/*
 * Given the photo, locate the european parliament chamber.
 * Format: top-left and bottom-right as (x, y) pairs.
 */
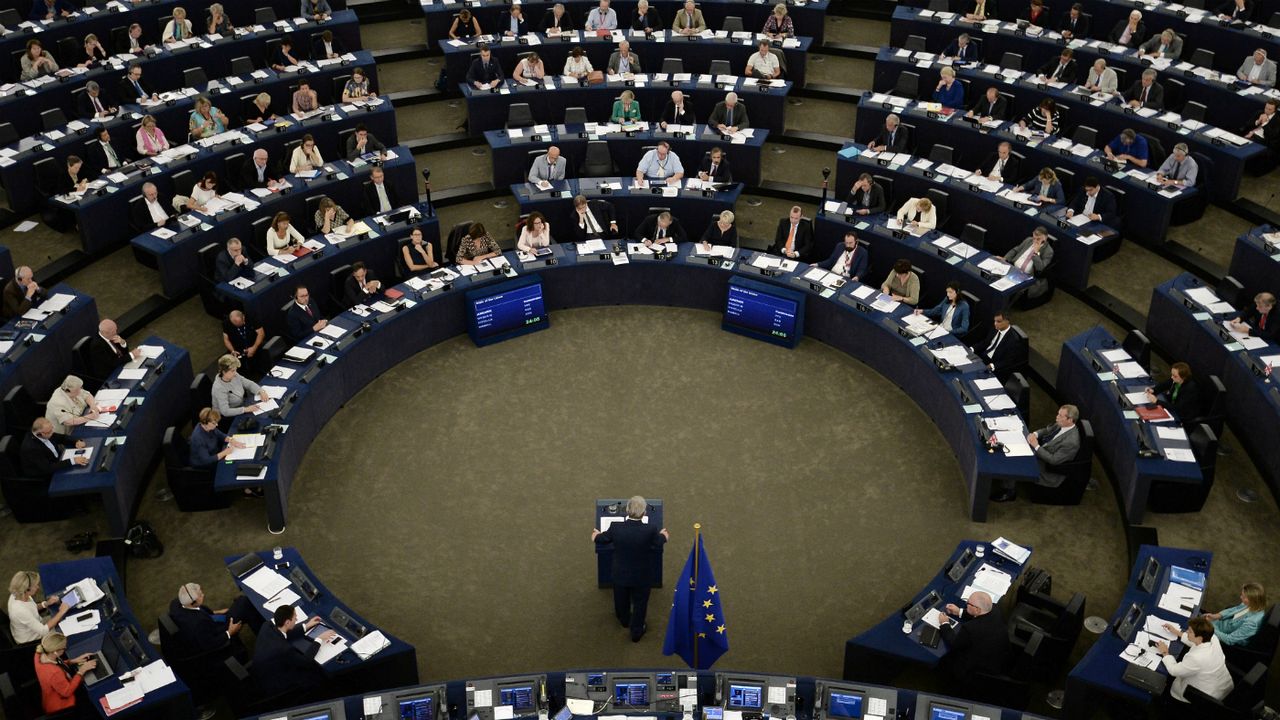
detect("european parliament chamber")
(0, 0), (1278, 718)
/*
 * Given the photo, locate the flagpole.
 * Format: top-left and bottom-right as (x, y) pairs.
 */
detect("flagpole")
(692, 522), (701, 670)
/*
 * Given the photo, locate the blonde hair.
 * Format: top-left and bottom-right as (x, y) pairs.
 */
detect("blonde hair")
(1243, 582), (1267, 611)
(620, 90), (635, 102)
(773, 2), (787, 15)
(1038, 167), (1058, 183)
(38, 632), (67, 658)
(719, 210), (735, 223)
(217, 354), (241, 373)
(917, 198), (933, 211)
(198, 407), (222, 425)
(173, 7), (187, 20)
(9, 570), (38, 597)
(940, 66), (956, 79)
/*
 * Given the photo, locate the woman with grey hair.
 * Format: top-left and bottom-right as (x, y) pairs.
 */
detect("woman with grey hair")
(8, 571), (70, 643)
(211, 354), (269, 418)
(45, 375), (99, 434)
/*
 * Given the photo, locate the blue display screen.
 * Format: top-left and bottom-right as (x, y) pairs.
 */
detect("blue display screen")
(501, 686), (535, 710)
(728, 685), (763, 710)
(614, 683), (649, 706)
(726, 285), (797, 339)
(588, 674), (606, 686)
(656, 673), (674, 685)
(470, 282), (546, 342)
(929, 705), (967, 720)
(828, 692), (863, 718)
(400, 697), (433, 720)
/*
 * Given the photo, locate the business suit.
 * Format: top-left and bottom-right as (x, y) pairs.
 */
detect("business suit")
(239, 159), (280, 191)
(85, 139), (131, 178)
(343, 271), (380, 308)
(130, 195), (173, 232)
(700, 222), (738, 248)
(286, 302), (323, 343)
(1162, 634), (1235, 703)
(818, 243), (869, 281)
(1139, 34), (1183, 59)
(541, 8), (574, 32)
(499, 11), (529, 35)
(1031, 422), (1080, 486)
(1152, 378), (1201, 422)
(1241, 306), (1278, 342)
(215, 250), (253, 283)
(768, 217), (814, 259)
(166, 597), (256, 658)
(1084, 66), (1118, 94)
(594, 518), (666, 640)
(697, 155), (733, 183)
(1057, 11), (1090, 38)
(1237, 58), (1277, 87)
(630, 8), (663, 31)
(871, 126), (907, 152)
(363, 179), (404, 216)
(1107, 19), (1147, 48)
(117, 75), (155, 102)
(845, 182), (886, 215)
(922, 299), (971, 335)
(969, 94), (1008, 120)
(672, 7), (706, 33)
(660, 100), (696, 126)
(2, 280), (42, 321)
(634, 215), (687, 243)
(1214, 0), (1254, 21)
(1068, 187), (1118, 225)
(1036, 57), (1078, 83)
(19, 431), (74, 479)
(708, 101), (749, 130)
(84, 335), (132, 381)
(977, 326), (1027, 381)
(251, 624), (325, 693)
(528, 154), (567, 183)
(607, 51), (642, 75)
(572, 200), (617, 241)
(466, 56), (504, 87)
(76, 90), (114, 120)
(939, 609), (1011, 679)
(942, 41), (979, 62)
(978, 152), (1020, 181)
(1004, 236), (1054, 275)
(344, 133), (386, 160)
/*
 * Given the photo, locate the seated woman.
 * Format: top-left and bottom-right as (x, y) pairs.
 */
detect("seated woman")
(135, 115), (170, 156)
(211, 354), (269, 420)
(449, 9), (482, 40)
(402, 227), (439, 272)
(314, 196), (354, 235)
(270, 35), (301, 72)
(289, 134), (323, 174)
(341, 67), (376, 102)
(763, 3), (794, 38)
(245, 92), (277, 124)
(19, 40), (60, 82)
(895, 196), (936, 230)
(292, 79), (319, 114)
(1020, 167), (1066, 205)
(1144, 361), (1201, 421)
(1205, 582), (1268, 646)
(1152, 615), (1234, 704)
(517, 211), (553, 253)
(563, 46), (593, 79)
(1019, 98), (1061, 136)
(186, 172), (220, 213)
(189, 407), (254, 495)
(611, 90), (642, 123)
(932, 66), (965, 109)
(963, 0), (997, 22)
(79, 34), (108, 68)
(915, 281), (971, 335)
(8, 571), (71, 644)
(265, 211), (305, 256)
(208, 3), (234, 34)
(303, 0), (333, 20)
(700, 210), (739, 248)
(344, 261), (382, 307)
(162, 7), (193, 43)
(34, 633), (96, 715)
(189, 95), (229, 139)
(514, 52), (546, 84)
(456, 222), (502, 265)
(45, 375), (98, 434)
(57, 155), (89, 195)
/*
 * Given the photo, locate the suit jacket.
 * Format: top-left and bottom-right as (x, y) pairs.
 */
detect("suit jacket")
(1153, 378), (1202, 422)
(117, 75), (155, 102)
(571, 200), (617, 241)
(969, 94), (1008, 120)
(979, 152), (1020, 181)
(85, 334), (131, 381)
(672, 8), (706, 32)
(708, 101), (749, 130)
(846, 182), (886, 214)
(285, 303), (322, 343)
(167, 599), (230, 657)
(697, 155), (733, 183)
(1162, 635), (1235, 703)
(1242, 306), (1278, 342)
(818, 244), (869, 280)
(1108, 19), (1147, 48)
(251, 624), (324, 693)
(634, 215), (687, 243)
(343, 271), (379, 308)
(130, 195), (173, 232)
(1237, 58), (1278, 87)
(1036, 57), (1078, 82)
(1057, 11), (1090, 37)
(239, 159), (280, 190)
(76, 90), (114, 120)
(922, 298), (971, 335)
(19, 431), (72, 478)
(2, 280), (42, 320)
(593, 518), (665, 587)
(466, 56), (504, 86)
(660, 101), (697, 126)
(943, 41), (980, 62)
(1085, 66), (1118, 94)
(607, 51), (641, 74)
(630, 8), (664, 31)
(872, 126), (907, 152)
(1139, 34), (1183, 59)
(363, 179), (405, 217)
(541, 8), (574, 31)
(500, 11), (529, 34)
(939, 609), (1011, 679)
(1032, 423), (1081, 486)
(1067, 187), (1118, 225)
(977, 327), (1027, 381)
(345, 133), (386, 160)
(85, 139), (132, 178)
(768, 217), (814, 259)
(1214, 0), (1254, 21)
(1004, 236), (1054, 275)
(215, 251), (253, 283)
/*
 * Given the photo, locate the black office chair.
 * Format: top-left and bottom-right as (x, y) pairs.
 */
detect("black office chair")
(223, 151), (247, 192)
(325, 264), (351, 311)
(1026, 419), (1093, 505)
(1121, 329), (1151, 367)
(564, 106), (588, 125)
(69, 338), (106, 393)
(873, 174), (894, 206)
(708, 59), (732, 78)
(0, 123), (15, 148)
(898, 123), (917, 152)
(156, 612), (239, 707)
(1070, 125), (1096, 147)
(331, 74), (351, 103)
(163, 427), (232, 512)
(661, 57), (684, 75)
(2, 385), (40, 437)
(303, 195), (326, 236)
(1182, 101), (1208, 123)
(1140, 133), (1166, 168)
(1164, 77), (1186, 113)
(1188, 48), (1215, 70)
(893, 71), (920, 99)
(445, 221), (474, 265)
(1004, 372), (1030, 422)
(189, 373), (213, 428)
(506, 103), (534, 129)
(580, 140), (614, 176)
(254, 7), (277, 24)
(230, 56), (256, 76)
(221, 656), (313, 717)
(1053, 166), (1076, 197)
(1008, 590), (1085, 680)
(262, 37), (282, 68)
(1214, 275), (1244, 310)
(196, 242), (226, 316)
(927, 144), (954, 165)
(0, 435), (79, 524)
(1000, 52), (1023, 70)
(926, 188), (950, 229)
(928, 0), (951, 10)
(259, 336), (286, 371)
(40, 108), (67, 133)
(183, 67), (208, 87)
(55, 37), (79, 66)
(904, 35), (927, 52)
(1179, 662), (1266, 720)
(0, 9), (21, 28)
(960, 223), (986, 250)
(1173, 151), (1213, 225)
(721, 15), (744, 33)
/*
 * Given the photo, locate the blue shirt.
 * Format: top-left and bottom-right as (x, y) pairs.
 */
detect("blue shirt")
(933, 80), (965, 109)
(189, 425), (227, 468)
(636, 149), (683, 179)
(1106, 134), (1149, 162)
(1211, 603), (1264, 646)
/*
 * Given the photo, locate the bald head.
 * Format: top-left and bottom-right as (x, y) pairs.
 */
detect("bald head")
(98, 319), (118, 337)
(15, 266), (33, 283)
(968, 591), (993, 615)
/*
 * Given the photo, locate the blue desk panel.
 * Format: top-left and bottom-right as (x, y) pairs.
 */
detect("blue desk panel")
(513, 177), (742, 240)
(1227, 227), (1280, 305)
(0, 286), (99, 431)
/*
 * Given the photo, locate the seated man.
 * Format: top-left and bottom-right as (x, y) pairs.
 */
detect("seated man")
(222, 310), (265, 376)
(45, 375), (98, 434)
(528, 146), (567, 183)
(1065, 176), (1118, 225)
(880, 258), (920, 306)
(118, 63), (157, 103)
(1002, 226), (1054, 276)
(708, 92), (749, 134)
(1036, 48), (1078, 83)
(977, 141), (1019, 182)
(975, 311), (1027, 381)
(1122, 69), (1164, 110)
(660, 90), (696, 128)
(21, 418), (89, 479)
(1237, 49), (1276, 88)
(818, 231), (868, 282)
(585, 0), (618, 31)
(1229, 292), (1278, 342)
(936, 591), (1010, 680)
(285, 285), (327, 343)
(2, 266), (45, 321)
(1082, 59), (1119, 95)
(215, 238), (253, 284)
(86, 126), (131, 178)
(1215, 0), (1254, 22)
(745, 41), (781, 80)
(167, 582), (258, 659)
(1028, 404), (1081, 487)
(767, 205), (813, 260)
(344, 124), (386, 160)
(1155, 143), (1198, 188)
(1108, 10), (1147, 49)
(967, 86), (1007, 121)
(635, 142), (684, 185)
(942, 33), (979, 62)
(466, 44), (504, 91)
(868, 113), (907, 153)
(239, 149), (280, 191)
(251, 605), (333, 694)
(634, 211), (687, 245)
(697, 147), (733, 184)
(1139, 28), (1182, 60)
(1243, 99), (1278, 150)
(1104, 128), (1149, 168)
(130, 182), (174, 231)
(343, 261), (382, 307)
(571, 194), (618, 241)
(76, 81), (116, 120)
(1058, 3), (1089, 39)
(363, 166), (405, 216)
(608, 40), (641, 75)
(672, 0), (706, 34)
(85, 319), (143, 382)
(845, 173), (886, 215)
(1145, 361), (1201, 421)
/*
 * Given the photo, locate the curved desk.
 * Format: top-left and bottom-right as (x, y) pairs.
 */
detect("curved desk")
(0, 50), (376, 217)
(0, 10), (363, 139)
(487, 123), (766, 187)
(1227, 226), (1280, 304)
(49, 337), (194, 536)
(131, 146), (415, 299)
(0, 286), (99, 432)
(513, 177), (743, 240)
(1056, 327), (1201, 525)
(1063, 544), (1212, 720)
(461, 74), (791, 136)
(872, 49), (1260, 204)
(214, 202), (439, 340)
(213, 242), (1038, 532)
(421, 0), (831, 47)
(441, 31), (811, 89)
(38, 556), (195, 720)
(1146, 274), (1280, 508)
(53, 100), (396, 257)
(224, 547), (418, 694)
(831, 141), (1115, 294)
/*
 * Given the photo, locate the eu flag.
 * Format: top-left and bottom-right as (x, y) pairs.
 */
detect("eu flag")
(663, 532), (728, 669)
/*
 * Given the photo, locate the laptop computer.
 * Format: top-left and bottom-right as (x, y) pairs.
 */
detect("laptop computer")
(67, 633), (122, 688)
(228, 553), (265, 579)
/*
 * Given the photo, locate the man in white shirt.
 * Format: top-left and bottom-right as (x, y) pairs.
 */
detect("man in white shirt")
(131, 182), (172, 230)
(573, 194), (618, 240)
(745, 41), (781, 79)
(1237, 49), (1277, 87)
(585, 0), (617, 31)
(1155, 616), (1235, 703)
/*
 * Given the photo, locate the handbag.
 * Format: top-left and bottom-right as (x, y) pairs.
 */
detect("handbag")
(587, 70), (605, 85)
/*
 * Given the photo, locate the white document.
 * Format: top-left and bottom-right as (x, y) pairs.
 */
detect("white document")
(983, 394), (1016, 411)
(974, 377), (1003, 391)
(1144, 616), (1179, 641)
(1156, 426), (1188, 442)
(135, 660), (178, 693)
(58, 609), (100, 635)
(474, 689), (494, 708)
(577, 239), (607, 254)
(243, 567), (291, 599)
(1115, 361), (1148, 379)
(263, 588), (301, 613)
(352, 630), (391, 659)
(767, 687), (787, 705)
(314, 636), (348, 665)
(104, 683), (144, 710)
(364, 697), (385, 716)
(494, 707), (515, 720)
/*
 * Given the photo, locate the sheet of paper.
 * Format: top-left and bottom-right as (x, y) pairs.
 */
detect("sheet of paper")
(474, 689), (494, 708)
(105, 683), (144, 710)
(494, 707), (515, 720)
(314, 636), (347, 664)
(364, 697), (384, 716)
(243, 567), (291, 599)
(135, 660), (178, 693)
(767, 687), (787, 705)
(263, 588), (300, 613)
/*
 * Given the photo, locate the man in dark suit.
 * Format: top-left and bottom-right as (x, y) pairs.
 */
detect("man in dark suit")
(76, 81), (116, 120)
(167, 582), (258, 659)
(1145, 362), (1202, 423)
(1230, 292), (1278, 343)
(659, 90), (696, 129)
(768, 205), (814, 260)
(363, 166), (404, 216)
(634, 211), (687, 244)
(697, 147), (732, 183)
(20, 418), (88, 479)
(592, 496), (668, 642)
(845, 173), (886, 215)
(1057, 3), (1090, 40)
(285, 285), (328, 343)
(942, 33), (980, 62)
(85, 318), (142, 382)
(1065, 177), (1118, 226)
(2, 266), (44, 321)
(85, 127), (131, 178)
(251, 605), (333, 693)
(868, 114), (907, 153)
(707, 92), (749, 133)
(966, 87), (1008, 121)
(1036, 48), (1078, 83)
(818, 231), (869, 282)
(344, 125), (386, 161)
(571, 194), (618, 241)
(974, 311), (1027, 382)
(118, 63), (157, 103)
(541, 4), (574, 32)
(466, 44), (504, 90)
(130, 182), (174, 232)
(1122, 69), (1164, 110)
(1107, 11), (1147, 49)
(977, 141), (1020, 182)
(215, 238), (253, 283)
(240, 149), (280, 191)
(117, 23), (148, 54)
(937, 591), (1011, 680)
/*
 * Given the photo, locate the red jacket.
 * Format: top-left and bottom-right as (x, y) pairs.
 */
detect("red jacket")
(34, 654), (82, 713)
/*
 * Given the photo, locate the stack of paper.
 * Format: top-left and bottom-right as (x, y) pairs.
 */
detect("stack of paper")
(962, 564), (1013, 602)
(991, 537), (1030, 564)
(243, 567), (290, 599)
(352, 629), (391, 659)
(576, 239), (607, 254)
(1158, 582), (1201, 617)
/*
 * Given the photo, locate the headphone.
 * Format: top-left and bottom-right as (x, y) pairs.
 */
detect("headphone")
(178, 582), (200, 606)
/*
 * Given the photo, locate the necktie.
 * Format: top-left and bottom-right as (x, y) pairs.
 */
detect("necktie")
(1261, 313), (1267, 330)
(987, 330), (1002, 353)
(305, 305), (313, 317)
(92, 95), (104, 114)
(584, 211), (600, 234)
(887, 131), (895, 147)
(376, 183), (390, 212)
(785, 224), (796, 253)
(657, 226), (664, 239)
(709, 162), (717, 177)
(133, 79), (144, 96)
(1173, 160), (1182, 180)
(1141, 86), (1148, 105)
(1055, 63), (1064, 79)
(725, 108), (732, 126)
(843, 250), (853, 273)
(1172, 384), (1180, 402)
(104, 142), (118, 166)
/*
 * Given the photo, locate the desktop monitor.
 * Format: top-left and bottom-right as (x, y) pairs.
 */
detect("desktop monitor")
(722, 277), (805, 348)
(399, 696), (434, 720)
(726, 683), (764, 711)
(498, 683), (537, 712)
(287, 701), (346, 720)
(1137, 556), (1161, 593)
(465, 277), (549, 347)
(826, 691), (864, 719)
(927, 703), (968, 720)
(609, 676), (653, 709)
